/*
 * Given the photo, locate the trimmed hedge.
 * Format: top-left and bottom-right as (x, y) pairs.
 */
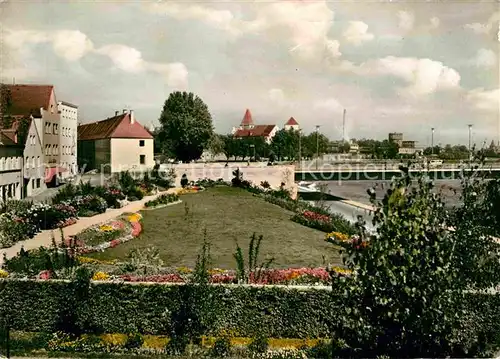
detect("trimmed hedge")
(1, 280), (499, 346)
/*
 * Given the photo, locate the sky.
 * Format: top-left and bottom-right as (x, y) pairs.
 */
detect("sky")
(1, 0), (499, 147)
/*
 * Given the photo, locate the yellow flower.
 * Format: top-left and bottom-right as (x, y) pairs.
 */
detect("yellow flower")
(127, 212), (142, 223)
(77, 256), (116, 265)
(92, 271), (110, 281)
(325, 232), (350, 242)
(99, 225), (114, 232)
(101, 334), (127, 346)
(331, 266), (353, 276)
(0, 269), (8, 278)
(177, 266), (193, 274)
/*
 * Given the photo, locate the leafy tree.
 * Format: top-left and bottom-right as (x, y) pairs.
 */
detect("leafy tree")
(207, 133), (225, 157)
(329, 164), (500, 357)
(158, 91), (214, 162)
(339, 141), (351, 154)
(301, 132), (330, 158)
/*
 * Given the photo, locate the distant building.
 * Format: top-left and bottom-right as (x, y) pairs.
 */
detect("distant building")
(232, 109), (279, 144)
(402, 140), (416, 148)
(0, 132), (23, 201)
(57, 101), (78, 177)
(284, 117), (300, 131)
(77, 109), (154, 173)
(388, 132), (403, 146)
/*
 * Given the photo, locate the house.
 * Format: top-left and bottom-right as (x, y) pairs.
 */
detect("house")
(0, 130), (24, 201)
(284, 117), (300, 131)
(58, 101), (78, 177)
(231, 109), (279, 144)
(77, 109), (154, 173)
(1, 84), (62, 192)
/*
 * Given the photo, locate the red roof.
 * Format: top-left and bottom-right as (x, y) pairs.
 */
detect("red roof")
(78, 113), (154, 141)
(3, 84), (54, 117)
(285, 117), (299, 126)
(241, 109), (254, 126)
(234, 125), (276, 138)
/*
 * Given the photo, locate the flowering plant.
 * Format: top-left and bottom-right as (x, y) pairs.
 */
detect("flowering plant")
(92, 271), (110, 281)
(0, 269), (8, 278)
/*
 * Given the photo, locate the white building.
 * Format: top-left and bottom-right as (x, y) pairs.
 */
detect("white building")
(0, 134), (24, 201)
(23, 119), (46, 196)
(284, 117), (300, 131)
(57, 101), (78, 177)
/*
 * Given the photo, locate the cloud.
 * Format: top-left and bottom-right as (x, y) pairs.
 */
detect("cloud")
(268, 88), (285, 106)
(147, 1), (340, 63)
(397, 10), (415, 31)
(313, 98), (344, 112)
(346, 56), (461, 96)
(465, 11), (500, 35)
(342, 21), (374, 45)
(3, 26), (188, 88)
(95, 44), (145, 72)
(466, 88), (500, 111)
(474, 48), (497, 68)
(52, 30), (94, 61)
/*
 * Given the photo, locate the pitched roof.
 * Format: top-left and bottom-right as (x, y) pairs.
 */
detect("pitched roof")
(0, 130), (17, 145)
(234, 125), (276, 138)
(78, 113), (154, 141)
(3, 84), (54, 117)
(241, 109), (254, 126)
(285, 117), (298, 126)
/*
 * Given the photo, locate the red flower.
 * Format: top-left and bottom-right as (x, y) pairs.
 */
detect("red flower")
(109, 239), (120, 248)
(39, 270), (51, 280)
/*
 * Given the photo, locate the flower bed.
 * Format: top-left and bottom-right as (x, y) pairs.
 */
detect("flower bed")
(68, 212), (143, 254)
(325, 231), (369, 250)
(291, 210), (355, 234)
(144, 193), (180, 209)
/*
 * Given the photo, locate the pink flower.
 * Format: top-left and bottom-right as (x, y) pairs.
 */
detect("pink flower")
(38, 270), (51, 280)
(109, 239), (120, 248)
(131, 222), (142, 237)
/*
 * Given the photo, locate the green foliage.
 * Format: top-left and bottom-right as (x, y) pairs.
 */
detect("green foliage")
(118, 171), (137, 194)
(181, 173), (189, 188)
(158, 91), (214, 162)
(209, 336), (232, 358)
(193, 229), (212, 285)
(234, 233), (274, 284)
(248, 332), (269, 354)
(220, 134), (269, 161)
(231, 168), (251, 189)
(127, 247), (164, 276)
(124, 333), (144, 350)
(144, 193), (179, 208)
(328, 165), (500, 357)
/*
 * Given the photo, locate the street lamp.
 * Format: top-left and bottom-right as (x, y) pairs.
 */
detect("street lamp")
(298, 129), (302, 168)
(431, 127), (435, 156)
(315, 125), (320, 170)
(468, 124), (473, 159)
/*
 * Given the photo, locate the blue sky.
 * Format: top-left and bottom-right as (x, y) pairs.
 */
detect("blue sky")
(1, 0), (498, 146)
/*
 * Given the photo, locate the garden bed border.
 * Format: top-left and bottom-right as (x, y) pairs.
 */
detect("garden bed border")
(142, 199), (183, 211)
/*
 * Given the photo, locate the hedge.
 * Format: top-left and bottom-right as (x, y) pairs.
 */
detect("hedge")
(0, 280), (498, 344)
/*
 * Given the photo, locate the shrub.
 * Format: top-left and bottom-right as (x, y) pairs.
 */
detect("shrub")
(126, 187), (144, 201)
(144, 193), (179, 208)
(72, 195), (107, 216)
(118, 171), (138, 194)
(234, 233), (274, 284)
(248, 333), (269, 354)
(124, 333), (144, 350)
(209, 336), (232, 358)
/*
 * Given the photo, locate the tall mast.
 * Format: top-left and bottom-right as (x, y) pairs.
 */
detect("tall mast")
(342, 108), (346, 142)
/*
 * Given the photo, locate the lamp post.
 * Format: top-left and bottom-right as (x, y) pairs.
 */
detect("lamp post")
(298, 129), (302, 168)
(468, 124), (473, 160)
(431, 127), (435, 156)
(315, 125), (320, 170)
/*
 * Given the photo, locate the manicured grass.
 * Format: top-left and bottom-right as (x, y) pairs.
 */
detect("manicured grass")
(90, 186), (341, 268)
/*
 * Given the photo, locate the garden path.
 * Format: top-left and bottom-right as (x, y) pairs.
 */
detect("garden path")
(0, 188), (182, 266)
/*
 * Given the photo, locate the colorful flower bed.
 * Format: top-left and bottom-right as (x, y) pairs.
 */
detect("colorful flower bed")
(68, 212), (143, 254)
(291, 209), (356, 235)
(144, 193), (180, 208)
(325, 232), (369, 250)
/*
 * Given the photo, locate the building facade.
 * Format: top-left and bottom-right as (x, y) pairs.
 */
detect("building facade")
(57, 101), (78, 177)
(232, 109), (279, 144)
(78, 110), (154, 173)
(284, 117), (300, 131)
(23, 119), (46, 197)
(0, 135), (24, 201)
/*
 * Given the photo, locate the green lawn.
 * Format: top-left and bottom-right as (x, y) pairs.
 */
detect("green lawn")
(90, 186), (341, 268)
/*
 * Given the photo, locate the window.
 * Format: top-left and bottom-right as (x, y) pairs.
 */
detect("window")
(140, 155), (146, 165)
(32, 156), (35, 169)
(53, 124), (58, 134)
(139, 140), (145, 147)
(36, 179), (41, 188)
(37, 156), (40, 167)
(32, 179), (35, 189)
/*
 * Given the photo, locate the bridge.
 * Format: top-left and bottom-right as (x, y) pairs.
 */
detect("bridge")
(295, 168), (500, 181)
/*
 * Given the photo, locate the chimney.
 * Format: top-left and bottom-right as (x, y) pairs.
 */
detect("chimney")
(115, 110), (119, 116)
(130, 110), (135, 124)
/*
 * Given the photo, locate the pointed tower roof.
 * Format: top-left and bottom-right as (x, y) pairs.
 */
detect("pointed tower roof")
(285, 117), (298, 126)
(241, 109), (254, 126)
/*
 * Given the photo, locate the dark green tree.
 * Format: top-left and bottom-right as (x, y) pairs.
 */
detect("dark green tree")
(158, 92), (214, 162)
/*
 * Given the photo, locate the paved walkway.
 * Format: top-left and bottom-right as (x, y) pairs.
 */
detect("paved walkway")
(0, 188), (181, 266)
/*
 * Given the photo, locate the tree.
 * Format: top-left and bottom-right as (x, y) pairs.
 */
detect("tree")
(328, 165), (500, 357)
(158, 92), (214, 162)
(207, 134), (225, 158)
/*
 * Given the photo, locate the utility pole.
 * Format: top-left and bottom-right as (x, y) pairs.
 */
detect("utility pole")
(298, 129), (302, 168)
(315, 125), (320, 170)
(342, 109), (346, 143)
(468, 124), (473, 157)
(431, 127), (435, 156)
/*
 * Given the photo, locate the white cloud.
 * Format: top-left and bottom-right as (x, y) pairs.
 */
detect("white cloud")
(342, 21), (374, 45)
(95, 44), (145, 72)
(52, 30), (93, 61)
(467, 88), (500, 111)
(268, 88), (285, 106)
(474, 48), (497, 68)
(345, 56), (461, 96)
(313, 98), (344, 112)
(147, 62), (189, 89)
(465, 11), (500, 35)
(397, 10), (414, 31)
(429, 17), (440, 29)
(3, 29), (49, 48)
(148, 1), (340, 63)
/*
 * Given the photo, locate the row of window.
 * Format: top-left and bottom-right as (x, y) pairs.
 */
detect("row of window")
(31, 178), (42, 189)
(0, 157), (22, 171)
(45, 122), (58, 135)
(60, 107), (77, 116)
(61, 127), (75, 137)
(25, 156), (41, 169)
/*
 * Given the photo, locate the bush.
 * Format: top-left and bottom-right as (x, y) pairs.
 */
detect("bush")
(124, 333), (144, 350)
(248, 333), (269, 354)
(180, 174), (189, 188)
(209, 336), (232, 358)
(72, 195), (107, 216)
(126, 187), (144, 201)
(144, 193), (179, 208)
